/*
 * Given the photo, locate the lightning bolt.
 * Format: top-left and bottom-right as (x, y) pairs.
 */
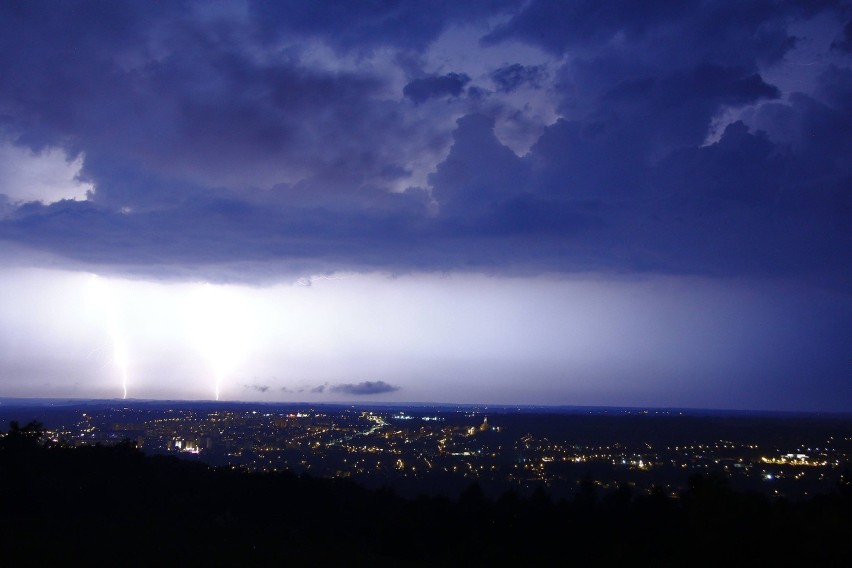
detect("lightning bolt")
(90, 274), (130, 399)
(113, 336), (129, 400)
(187, 283), (251, 401)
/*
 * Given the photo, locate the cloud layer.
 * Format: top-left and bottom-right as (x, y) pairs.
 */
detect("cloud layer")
(0, 1), (848, 287)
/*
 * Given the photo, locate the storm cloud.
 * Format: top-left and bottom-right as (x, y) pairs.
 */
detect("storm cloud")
(404, 72), (471, 103)
(490, 64), (546, 92)
(330, 381), (400, 396)
(0, 0), (848, 290)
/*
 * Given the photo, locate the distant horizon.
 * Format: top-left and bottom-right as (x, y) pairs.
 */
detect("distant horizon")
(1, 396), (849, 418)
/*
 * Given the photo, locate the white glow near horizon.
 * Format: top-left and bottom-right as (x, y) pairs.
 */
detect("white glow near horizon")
(0, 267), (845, 411)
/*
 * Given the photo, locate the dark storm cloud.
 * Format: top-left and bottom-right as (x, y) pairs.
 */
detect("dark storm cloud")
(249, 0), (521, 53)
(0, 190), (434, 280)
(655, 122), (779, 205)
(832, 19), (852, 52)
(0, 1), (849, 287)
(0, 0), (415, 211)
(0, 195), (12, 218)
(490, 64), (546, 93)
(429, 114), (529, 218)
(482, 0), (805, 66)
(483, 0), (690, 54)
(404, 73), (471, 104)
(330, 381), (400, 396)
(553, 60), (782, 166)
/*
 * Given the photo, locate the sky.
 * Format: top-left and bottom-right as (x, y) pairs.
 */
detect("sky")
(0, 1), (849, 411)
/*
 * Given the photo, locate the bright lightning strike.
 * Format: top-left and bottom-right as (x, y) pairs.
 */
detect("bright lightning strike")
(89, 274), (131, 399)
(185, 283), (252, 401)
(114, 336), (129, 400)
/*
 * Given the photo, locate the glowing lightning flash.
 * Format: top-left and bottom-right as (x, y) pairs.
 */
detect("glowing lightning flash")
(186, 283), (251, 401)
(90, 275), (131, 399)
(113, 336), (130, 400)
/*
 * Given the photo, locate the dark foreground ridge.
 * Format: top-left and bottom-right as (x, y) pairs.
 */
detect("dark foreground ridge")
(1, 421), (850, 566)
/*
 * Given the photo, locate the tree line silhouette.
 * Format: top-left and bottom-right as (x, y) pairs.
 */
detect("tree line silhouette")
(1, 421), (849, 565)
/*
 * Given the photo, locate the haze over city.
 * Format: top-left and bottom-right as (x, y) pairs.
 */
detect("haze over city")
(0, 1), (850, 411)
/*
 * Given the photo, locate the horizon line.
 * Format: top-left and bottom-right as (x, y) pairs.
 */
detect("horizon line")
(0, 396), (848, 417)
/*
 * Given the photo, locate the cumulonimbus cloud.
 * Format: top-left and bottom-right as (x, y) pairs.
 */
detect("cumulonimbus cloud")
(0, 1), (847, 289)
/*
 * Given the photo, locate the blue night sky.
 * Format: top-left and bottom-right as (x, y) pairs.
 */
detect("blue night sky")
(0, 1), (849, 411)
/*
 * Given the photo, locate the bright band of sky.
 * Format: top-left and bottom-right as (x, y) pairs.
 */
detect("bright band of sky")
(0, 267), (847, 411)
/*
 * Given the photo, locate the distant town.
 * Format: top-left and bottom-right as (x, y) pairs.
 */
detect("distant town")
(2, 401), (849, 500)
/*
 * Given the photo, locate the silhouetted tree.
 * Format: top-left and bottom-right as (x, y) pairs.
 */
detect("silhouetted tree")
(838, 467), (851, 498)
(574, 475), (598, 509)
(607, 481), (634, 510)
(2, 420), (44, 446)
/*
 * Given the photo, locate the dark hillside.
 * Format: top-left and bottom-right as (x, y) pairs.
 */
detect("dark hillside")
(1, 422), (849, 566)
